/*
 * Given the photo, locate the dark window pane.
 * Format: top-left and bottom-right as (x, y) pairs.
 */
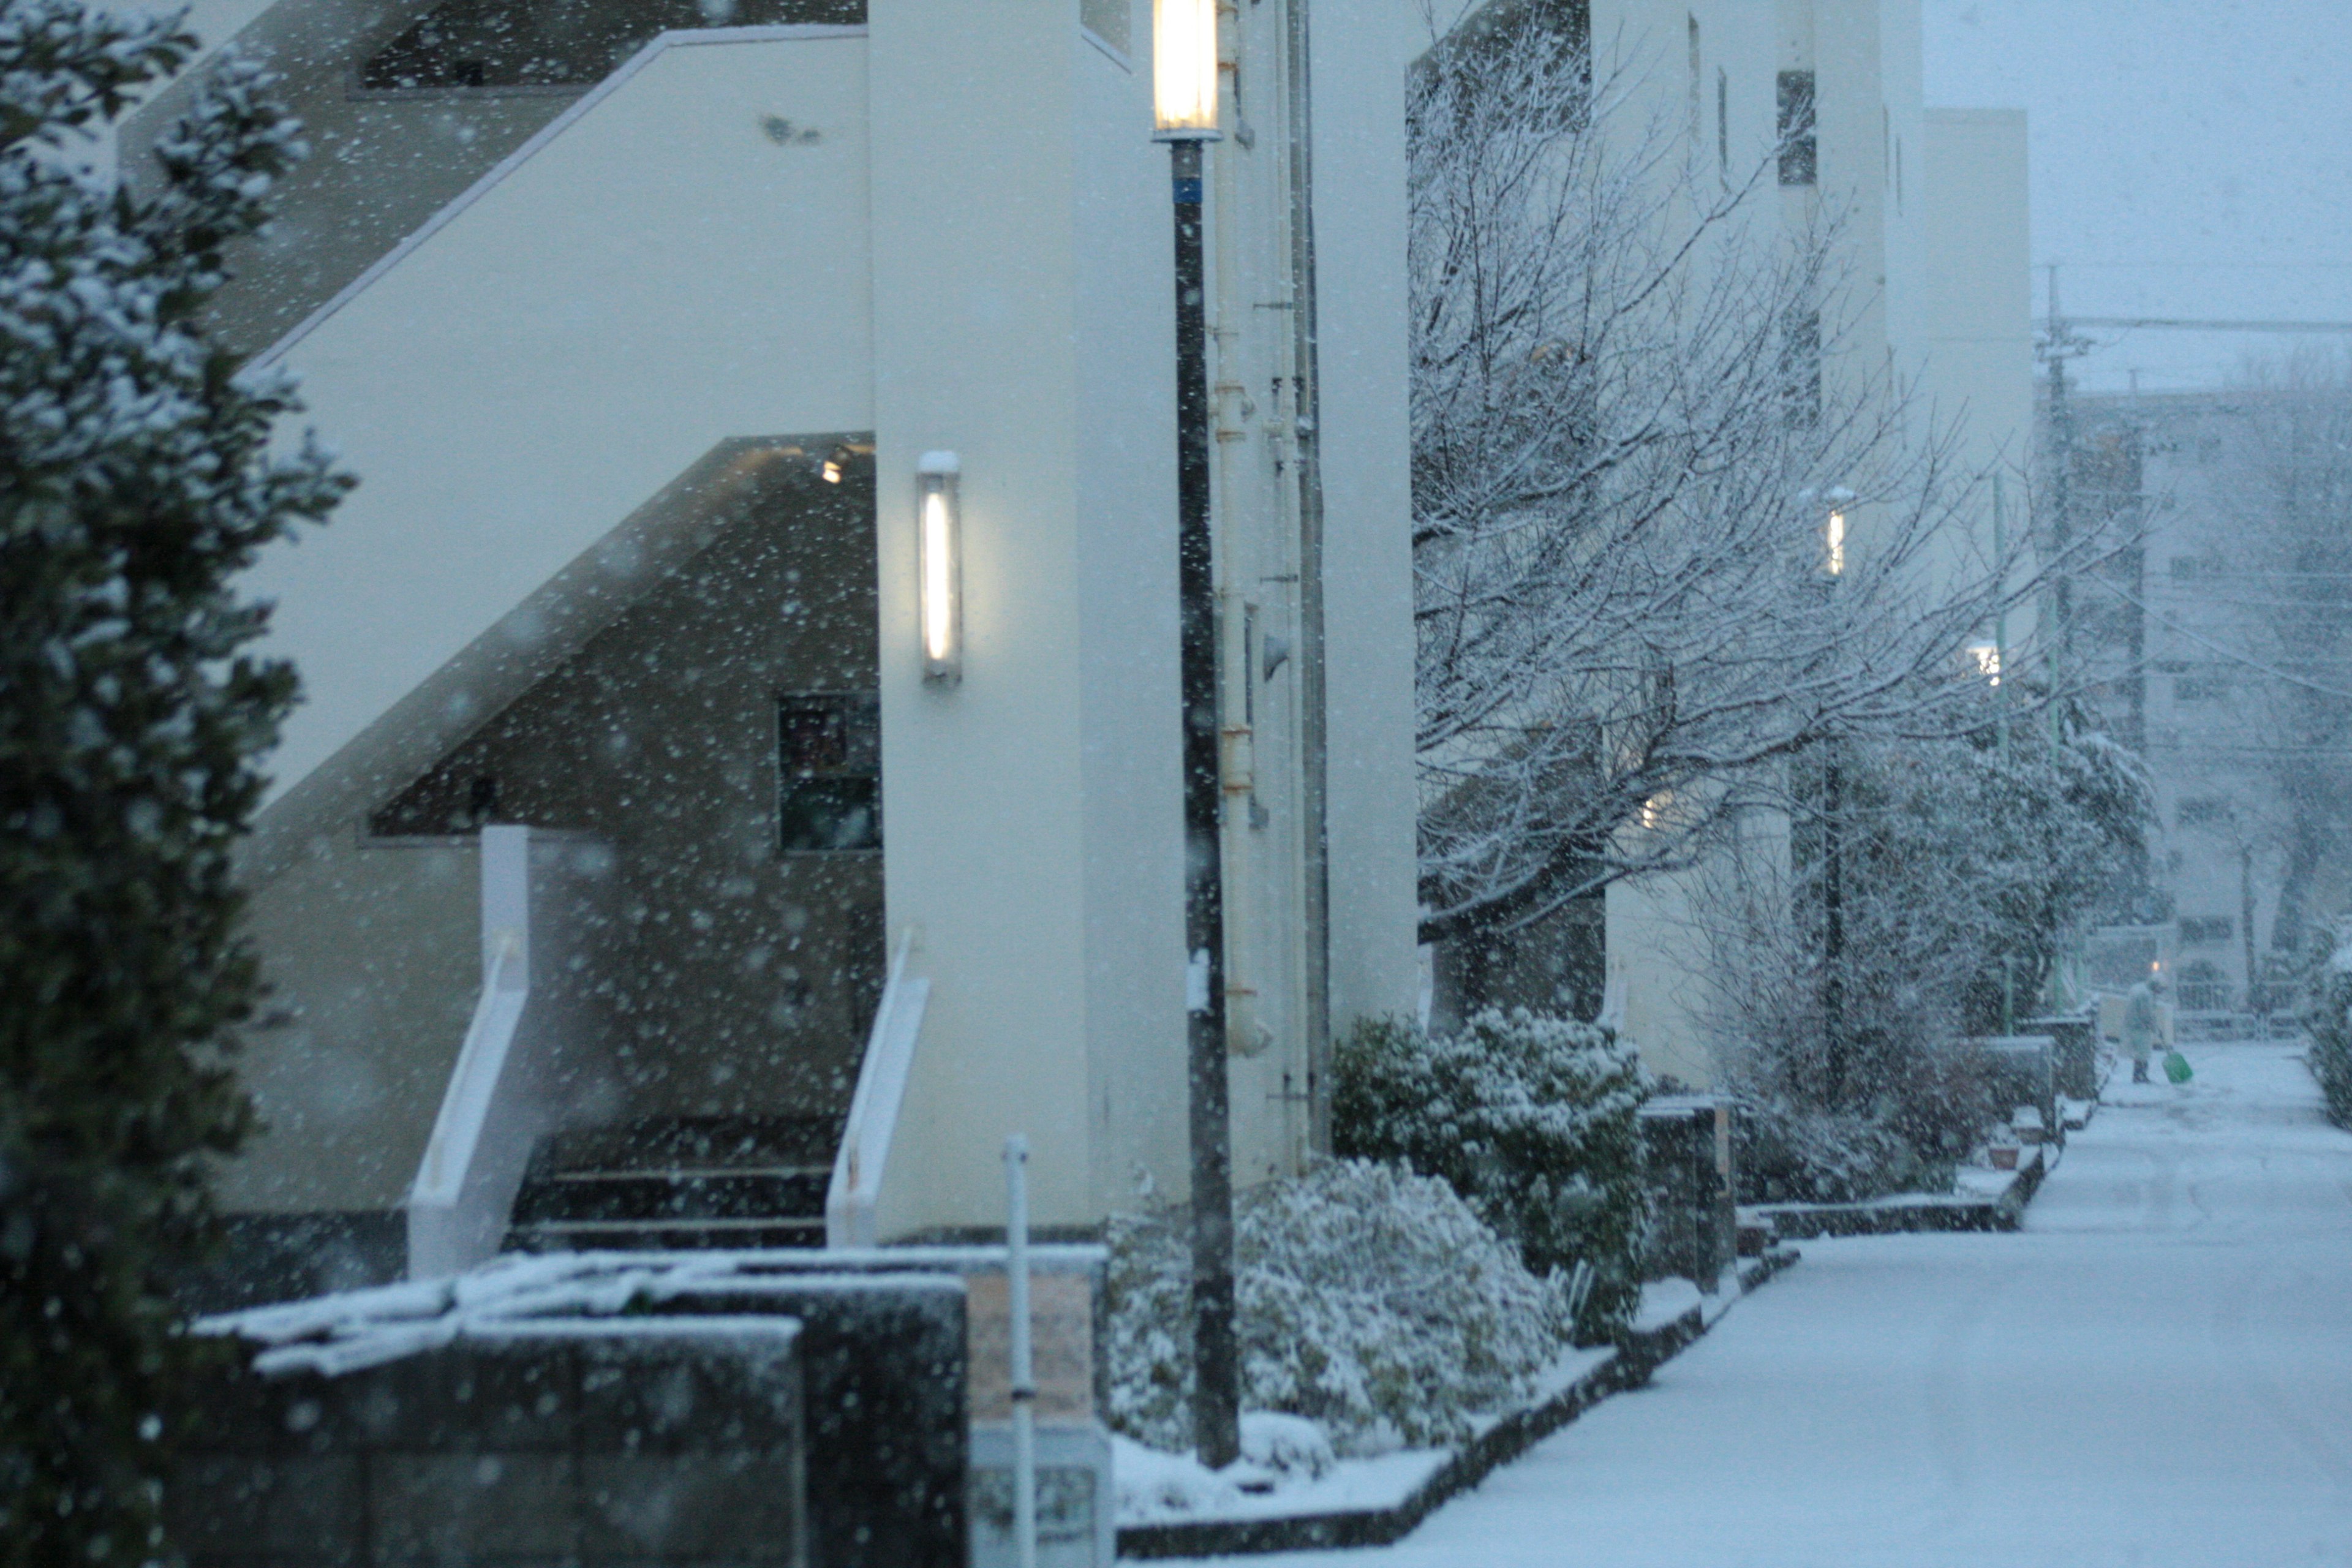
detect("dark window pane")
(1780, 307), (1822, 426)
(779, 694), (880, 853)
(360, 0), (865, 92)
(780, 777), (881, 853)
(1777, 70), (1817, 186)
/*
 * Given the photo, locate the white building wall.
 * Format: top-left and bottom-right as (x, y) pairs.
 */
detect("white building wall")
(1306, 5), (1423, 1039)
(1603, 1), (2031, 1085)
(244, 29), (876, 809)
(175, 0), (1436, 1237)
(865, 0), (1104, 1236)
(1921, 107), (2033, 594)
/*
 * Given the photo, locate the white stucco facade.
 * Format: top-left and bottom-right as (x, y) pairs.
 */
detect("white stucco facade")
(159, 0), (1423, 1248)
(1600, 0), (2034, 1085)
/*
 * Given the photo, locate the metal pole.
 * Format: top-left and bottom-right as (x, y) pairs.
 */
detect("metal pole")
(1284, 0), (1334, 1162)
(1822, 743), (1845, 1106)
(2045, 265), (2075, 740)
(1170, 135), (1240, 1471)
(1004, 1136), (1036, 1568)
(1995, 471), (2014, 1038)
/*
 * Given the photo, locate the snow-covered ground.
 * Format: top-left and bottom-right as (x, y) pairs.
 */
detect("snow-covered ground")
(1177, 1041), (2352, 1567)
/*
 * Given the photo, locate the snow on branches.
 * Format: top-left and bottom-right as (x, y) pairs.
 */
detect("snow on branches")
(1408, 13), (2034, 947)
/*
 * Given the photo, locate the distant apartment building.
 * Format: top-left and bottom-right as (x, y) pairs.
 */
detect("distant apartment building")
(2054, 385), (2352, 1016)
(1587, 0), (2036, 1084)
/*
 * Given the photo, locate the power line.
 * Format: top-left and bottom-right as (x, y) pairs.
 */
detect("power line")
(2037, 315), (2352, 334)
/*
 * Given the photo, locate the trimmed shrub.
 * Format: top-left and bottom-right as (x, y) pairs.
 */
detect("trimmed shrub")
(2305, 943), (2352, 1128)
(1106, 1159), (1575, 1456)
(1334, 1009), (1649, 1339)
(0, 12), (347, 1561)
(1732, 1041), (2002, 1204)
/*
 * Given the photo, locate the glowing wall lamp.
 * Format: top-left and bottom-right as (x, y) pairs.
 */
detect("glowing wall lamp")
(1966, 639), (2002, 687)
(1152, 0), (1221, 139)
(1819, 486), (1856, 577)
(916, 451), (961, 685)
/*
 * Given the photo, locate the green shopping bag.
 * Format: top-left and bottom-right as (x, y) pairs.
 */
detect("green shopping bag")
(2163, 1048), (2193, 1085)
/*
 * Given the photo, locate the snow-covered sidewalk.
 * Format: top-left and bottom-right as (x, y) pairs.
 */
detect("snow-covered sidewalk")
(1174, 1041), (2352, 1567)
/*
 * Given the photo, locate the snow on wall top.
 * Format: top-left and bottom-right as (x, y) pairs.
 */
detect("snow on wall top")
(200, 1250), (967, 1378)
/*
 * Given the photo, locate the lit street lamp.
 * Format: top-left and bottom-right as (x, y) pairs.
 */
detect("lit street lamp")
(1153, 0), (1240, 1472)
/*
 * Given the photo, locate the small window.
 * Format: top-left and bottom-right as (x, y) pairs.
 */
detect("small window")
(2178, 916), (2233, 946)
(779, 694), (881, 853)
(1779, 307), (1822, 426)
(1080, 0), (1130, 56)
(1717, 67), (1729, 180)
(1777, 70), (1817, 186)
(2176, 797), (2230, 829)
(2174, 675), (2228, 704)
(1687, 17), (1702, 141)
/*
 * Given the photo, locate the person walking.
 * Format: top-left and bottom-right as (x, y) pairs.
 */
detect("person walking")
(2123, 973), (2167, 1084)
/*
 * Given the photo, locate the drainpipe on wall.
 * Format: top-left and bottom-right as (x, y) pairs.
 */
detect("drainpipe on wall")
(1284, 0), (1333, 1157)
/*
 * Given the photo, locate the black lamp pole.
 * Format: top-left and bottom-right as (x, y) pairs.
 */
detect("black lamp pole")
(1169, 134), (1240, 1471)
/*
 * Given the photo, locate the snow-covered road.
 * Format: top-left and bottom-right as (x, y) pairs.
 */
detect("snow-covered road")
(1199, 1041), (2352, 1567)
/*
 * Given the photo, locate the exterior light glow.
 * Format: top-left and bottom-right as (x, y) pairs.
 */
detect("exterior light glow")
(1825, 509), (1847, 576)
(1153, 0), (1221, 139)
(916, 451), (961, 685)
(1966, 640), (2002, 685)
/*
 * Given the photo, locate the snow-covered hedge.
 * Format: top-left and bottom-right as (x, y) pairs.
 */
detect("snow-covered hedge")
(2307, 940), (2352, 1128)
(1106, 1159), (1575, 1456)
(1334, 1009), (1650, 1338)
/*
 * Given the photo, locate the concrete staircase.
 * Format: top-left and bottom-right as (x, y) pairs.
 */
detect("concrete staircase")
(505, 1116), (834, 1251)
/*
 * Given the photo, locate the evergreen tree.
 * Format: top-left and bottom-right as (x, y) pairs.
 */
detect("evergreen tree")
(0, 6), (346, 1560)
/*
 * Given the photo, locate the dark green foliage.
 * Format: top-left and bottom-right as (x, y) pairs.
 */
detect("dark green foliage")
(1335, 1009), (1649, 1339)
(0, 7), (346, 1561)
(2303, 952), (2352, 1128)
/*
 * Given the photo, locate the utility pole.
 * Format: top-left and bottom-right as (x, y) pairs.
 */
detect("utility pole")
(2038, 264), (2092, 718)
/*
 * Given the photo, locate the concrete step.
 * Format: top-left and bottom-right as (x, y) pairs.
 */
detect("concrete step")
(503, 1115), (839, 1255)
(505, 1215), (827, 1251)
(511, 1166), (831, 1224)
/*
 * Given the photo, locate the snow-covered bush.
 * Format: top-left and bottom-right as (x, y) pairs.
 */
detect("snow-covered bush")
(0, 7), (346, 1561)
(1702, 704), (2147, 1201)
(1107, 1160), (1575, 1456)
(1731, 1096), (1928, 1204)
(1335, 1009), (1649, 1338)
(2304, 937), (2352, 1128)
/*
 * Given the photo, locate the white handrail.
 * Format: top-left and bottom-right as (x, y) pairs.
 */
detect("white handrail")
(825, 929), (929, 1248)
(413, 930), (529, 1207)
(405, 826), (613, 1279)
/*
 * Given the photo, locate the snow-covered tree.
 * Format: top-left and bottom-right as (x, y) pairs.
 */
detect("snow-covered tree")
(1698, 694), (2150, 1199)
(0, 6), (345, 1559)
(1409, 12), (2030, 959)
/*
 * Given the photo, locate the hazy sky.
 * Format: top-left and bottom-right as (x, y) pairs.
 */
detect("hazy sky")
(1925, 0), (2352, 393)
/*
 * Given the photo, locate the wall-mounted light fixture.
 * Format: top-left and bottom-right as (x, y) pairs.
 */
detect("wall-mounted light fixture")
(916, 451), (961, 685)
(1819, 486), (1856, 577)
(1966, 639), (2002, 686)
(1152, 0), (1221, 140)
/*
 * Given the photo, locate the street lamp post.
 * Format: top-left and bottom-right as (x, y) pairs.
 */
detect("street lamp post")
(1153, 0), (1240, 1471)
